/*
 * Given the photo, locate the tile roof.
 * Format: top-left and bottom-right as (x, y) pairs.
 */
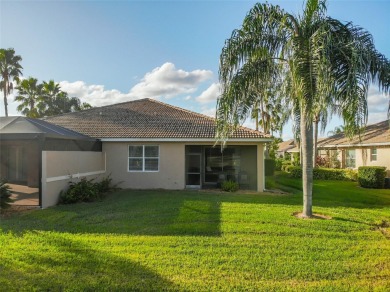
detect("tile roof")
(44, 98), (268, 140)
(277, 139), (295, 152)
(318, 120), (390, 147)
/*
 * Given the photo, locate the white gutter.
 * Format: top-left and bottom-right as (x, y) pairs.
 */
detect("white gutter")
(100, 138), (273, 143)
(320, 142), (390, 148)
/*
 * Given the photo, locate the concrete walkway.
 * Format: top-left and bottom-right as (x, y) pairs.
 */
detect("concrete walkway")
(8, 184), (39, 206)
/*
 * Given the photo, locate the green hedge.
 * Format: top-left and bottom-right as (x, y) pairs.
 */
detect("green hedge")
(275, 158), (283, 171)
(281, 161), (292, 172)
(265, 159), (276, 176)
(358, 166), (386, 189)
(289, 166), (302, 178)
(288, 167), (357, 181)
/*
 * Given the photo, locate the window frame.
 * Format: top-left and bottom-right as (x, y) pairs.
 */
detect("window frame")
(128, 145), (160, 172)
(370, 148), (377, 161)
(345, 149), (356, 168)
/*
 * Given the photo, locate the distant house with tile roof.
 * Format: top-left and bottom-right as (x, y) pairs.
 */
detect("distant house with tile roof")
(317, 120), (390, 175)
(44, 98), (272, 191)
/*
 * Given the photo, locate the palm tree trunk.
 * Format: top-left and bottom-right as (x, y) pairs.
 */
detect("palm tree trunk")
(3, 86), (8, 117)
(313, 119), (319, 167)
(301, 107), (313, 217)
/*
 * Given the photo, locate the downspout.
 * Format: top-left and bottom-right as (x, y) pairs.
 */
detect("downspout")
(38, 134), (45, 209)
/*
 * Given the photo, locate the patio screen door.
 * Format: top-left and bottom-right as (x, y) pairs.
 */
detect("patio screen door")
(185, 146), (202, 188)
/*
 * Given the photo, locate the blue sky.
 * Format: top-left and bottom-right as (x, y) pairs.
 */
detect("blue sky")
(1, 0), (389, 140)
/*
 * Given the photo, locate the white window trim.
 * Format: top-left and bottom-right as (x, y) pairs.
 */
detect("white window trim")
(128, 145), (160, 172)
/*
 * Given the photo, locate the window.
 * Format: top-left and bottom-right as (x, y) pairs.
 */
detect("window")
(370, 148), (377, 161)
(128, 145), (159, 172)
(345, 149), (356, 168)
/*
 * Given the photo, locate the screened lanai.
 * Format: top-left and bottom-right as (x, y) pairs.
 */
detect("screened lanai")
(0, 116), (101, 207)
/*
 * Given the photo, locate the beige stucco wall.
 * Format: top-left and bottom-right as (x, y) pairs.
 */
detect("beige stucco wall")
(103, 142), (185, 189)
(41, 151), (106, 208)
(355, 147), (390, 176)
(103, 141), (266, 192)
(320, 146), (390, 177)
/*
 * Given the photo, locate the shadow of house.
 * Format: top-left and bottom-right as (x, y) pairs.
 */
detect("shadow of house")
(1, 232), (178, 291)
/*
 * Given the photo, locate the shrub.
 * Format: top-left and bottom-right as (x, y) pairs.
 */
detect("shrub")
(221, 180), (239, 192)
(281, 161), (292, 172)
(60, 175), (117, 204)
(288, 167), (357, 181)
(358, 166), (386, 189)
(275, 158), (283, 171)
(95, 175), (114, 194)
(285, 164), (296, 173)
(60, 177), (99, 204)
(265, 159), (276, 176)
(0, 180), (13, 209)
(316, 156), (329, 168)
(289, 166), (302, 178)
(292, 153), (300, 166)
(314, 168), (347, 180)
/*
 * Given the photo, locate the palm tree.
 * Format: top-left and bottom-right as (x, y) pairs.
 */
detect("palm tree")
(327, 125), (345, 137)
(0, 48), (23, 117)
(15, 77), (44, 118)
(217, 0), (390, 217)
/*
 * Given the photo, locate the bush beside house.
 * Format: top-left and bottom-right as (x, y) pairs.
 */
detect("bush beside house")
(288, 167), (357, 181)
(358, 166), (386, 189)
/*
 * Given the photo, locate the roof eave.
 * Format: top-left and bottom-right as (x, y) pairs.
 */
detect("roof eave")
(100, 137), (273, 143)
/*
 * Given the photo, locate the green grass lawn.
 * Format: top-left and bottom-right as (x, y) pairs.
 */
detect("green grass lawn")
(1, 174), (389, 291)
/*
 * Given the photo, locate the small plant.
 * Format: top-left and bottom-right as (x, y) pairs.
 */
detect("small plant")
(95, 175), (114, 194)
(275, 158), (283, 171)
(0, 179), (13, 209)
(60, 177), (99, 204)
(60, 175), (118, 204)
(221, 180), (239, 192)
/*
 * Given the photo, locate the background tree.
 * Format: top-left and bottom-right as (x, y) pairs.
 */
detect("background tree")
(15, 77), (44, 118)
(0, 48), (23, 117)
(327, 125), (345, 137)
(15, 78), (92, 117)
(217, 0), (390, 217)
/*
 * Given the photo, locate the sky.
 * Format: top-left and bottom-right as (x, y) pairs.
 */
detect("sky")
(1, 0), (389, 140)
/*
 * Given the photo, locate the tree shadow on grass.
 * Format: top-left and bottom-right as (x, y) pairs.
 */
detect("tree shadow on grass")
(1, 190), (222, 237)
(0, 231), (178, 291)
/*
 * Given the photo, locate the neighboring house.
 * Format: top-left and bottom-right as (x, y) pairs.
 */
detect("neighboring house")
(44, 98), (271, 194)
(317, 120), (390, 176)
(277, 139), (296, 158)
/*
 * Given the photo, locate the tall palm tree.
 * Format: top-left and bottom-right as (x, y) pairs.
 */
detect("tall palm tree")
(217, 0), (390, 217)
(15, 77), (44, 118)
(0, 48), (23, 117)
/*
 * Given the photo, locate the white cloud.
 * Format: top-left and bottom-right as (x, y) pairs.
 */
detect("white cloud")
(129, 62), (213, 99)
(367, 86), (388, 124)
(59, 80), (134, 107)
(57, 62), (214, 108)
(201, 106), (217, 117)
(196, 83), (220, 103)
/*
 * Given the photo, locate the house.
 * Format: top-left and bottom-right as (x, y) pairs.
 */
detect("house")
(317, 120), (390, 175)
(45, 98), (271, 190)
(277, 139), (296, 158)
